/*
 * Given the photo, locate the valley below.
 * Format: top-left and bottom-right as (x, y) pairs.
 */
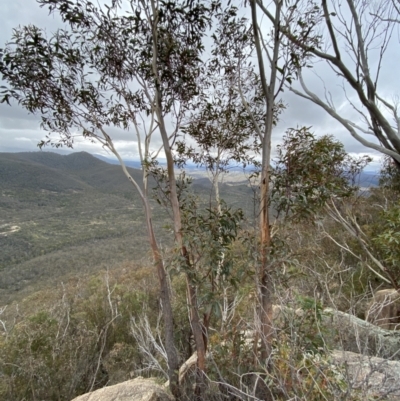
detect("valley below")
(0, 151), (255, 306)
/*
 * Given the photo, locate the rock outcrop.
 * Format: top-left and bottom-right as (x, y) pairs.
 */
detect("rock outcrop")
(365, 289), (400, 330)
(319, 308), (400, 360)
(70, 377), (173, 401)
(331, 350), (400, 400)
(273, 305), (400, 360)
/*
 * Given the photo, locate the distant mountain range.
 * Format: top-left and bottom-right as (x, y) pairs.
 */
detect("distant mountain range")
(0, 151), (145, 193)
(92, 153), (251, 174)
(92, 153), (380, 187)
(0, 150), (380, 192)
(356, 170), (380, 187)
(93, 154), (143, 169)
(0, 151), (256, 208)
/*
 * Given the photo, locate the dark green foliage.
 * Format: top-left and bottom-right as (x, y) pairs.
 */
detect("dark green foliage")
(0, 0), (214, 149)
(292, 295), (325, 354)
(372, 205), (400, 273)
(153, 169), (247, 323)
(271, 127), (371, 220)
(180, 199), (244, 279)
(379, 155), (400, 194)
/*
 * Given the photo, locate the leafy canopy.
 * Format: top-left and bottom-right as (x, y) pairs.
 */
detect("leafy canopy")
(272, 127), (371, 220)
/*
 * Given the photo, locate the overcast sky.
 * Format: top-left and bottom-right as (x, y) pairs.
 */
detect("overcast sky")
(1, 0), (399, 171)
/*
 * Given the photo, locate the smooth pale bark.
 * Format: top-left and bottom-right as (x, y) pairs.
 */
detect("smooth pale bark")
(149, 0), (207, 382)
(250, 0), (281, 364)
(105, 137), (180, 399)
(155, 108), (206, 373)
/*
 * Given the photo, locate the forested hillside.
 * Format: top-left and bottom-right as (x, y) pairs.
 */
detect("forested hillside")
(0, 151), (254, 305)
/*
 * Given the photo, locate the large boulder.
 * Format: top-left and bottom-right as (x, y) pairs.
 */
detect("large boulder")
(365, 289), (400, 330)
(70, 377), (173, 401)
(331, 350), (400, 400)
(320, 308), (400, 360)
(273, 305), (400, 360)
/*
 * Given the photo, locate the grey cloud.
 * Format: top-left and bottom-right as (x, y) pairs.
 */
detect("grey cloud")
(0, 104), (41, 129)
(0, 125), (44, 151)
(1, 0), (64, 42)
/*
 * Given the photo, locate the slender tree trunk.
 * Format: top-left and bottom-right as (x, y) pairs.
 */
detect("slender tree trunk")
(211, 165), (228, 332)
(259, 78), (276, 363)
(250, 0), (281, 365)
(110, 145), (181, 398)
(148, 215), (180, 398)
(162, 135), (207, 394)
(156, 111), (207, 373)
(259, 166), (273, 362)
(151, 81), (206, 381)
(149, 2), (207, 393)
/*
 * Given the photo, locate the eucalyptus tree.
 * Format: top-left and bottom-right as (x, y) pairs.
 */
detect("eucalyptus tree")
(174, 12), (264, 339)
(180, 11), (263, 210)
(257, 0), (400, 167)
(247, 0), (301, 364)
(271, 127), (400, 293)
(272, 127), (371, 221)
(0, 0), (217, 394)
(248, 0), (400, 369)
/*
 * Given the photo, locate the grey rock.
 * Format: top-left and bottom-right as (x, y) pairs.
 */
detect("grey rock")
(322, 308), (400, 360)
(331, 350), (400, 400)
(365, 289), (400, 330)
(70, 377), (173, 401)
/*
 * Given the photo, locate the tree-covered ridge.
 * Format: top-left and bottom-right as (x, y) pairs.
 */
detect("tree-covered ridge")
(0, 151), (254, 301)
